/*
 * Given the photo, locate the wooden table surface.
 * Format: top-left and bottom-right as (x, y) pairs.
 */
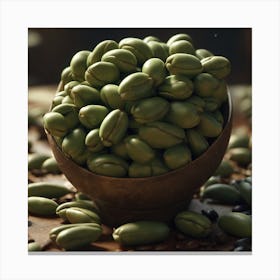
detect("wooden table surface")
(28, 84), (252, 253)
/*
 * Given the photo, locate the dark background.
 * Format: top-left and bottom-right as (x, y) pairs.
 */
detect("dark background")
(28, 28), (251, 86)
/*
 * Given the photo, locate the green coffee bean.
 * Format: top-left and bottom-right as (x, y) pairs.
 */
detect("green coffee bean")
(52, 103), (79, 130)
(111, 140), (130, 160)
(143, 35), (161, 43)
(112, 221), (170, 246)
(236, 181), (252, 206)
(203, 97), (219, 112)
(147, 41), (169, 61)
(186, 129), (209, 157)
(52, 95), (64, 107)
(163, 144), (192, 170)
(130, 97), (170, 124)
(87, 39), (119, 66)
(214, 160), (234, 177)
(228, 148), (251, 166)
(72, 149), (91, 166)
(41, 157), (61, 173)
(138, 121), (185, 149)
(43, 112), (68, 137)
(166, 53), (202, 77)
(195, 48), (214, 60)
(197, 112), (223, 138)
(119, 37), (153, 65)
(212, 79), (228, 104)
(28, 182), (72, 198)
(212, 110), (224, 124)
(57, 208), (68, 220)
(201, 56), (231, 79)
(101, 48), (137, 73)
(128, 162), (152, 178)
(123, 100), (139, 114)
(87, 154), (128, 177)
(85, 61), (120, 88)
(64, 81), (80, 95)
(100, 84), (125, 110)
(49, 223), (100, 242)
(99, 109), (128, 147)
(60, 66), (73, 85)
(204, 176), (221, 187)
(158, 75), (194, 100)
(28, 154), (50, 170)
(49, 223), (80, 242)
(218, 212), (251, 238)
(118, 72), (154, 101)
(28, 242), (42, 251)
(202, 183), (242, 205)
(142, 58), (167, 86)
(186, 95), (206, 112)
(78, 105), (109, 129)
(128, 157), (169, 178)
(240, 98), (252, 118)
(81, 81), (91, 86)
(28, 197), (58, 217)
(150, 158), (170, 176)
(228, 133), (250, 149)
(125, 135), (155, 164)
(65, 207), (101, 224)
(167, 33), (193, 46)
(70, 50), (90, 81)
(62, 95), (74, 104)
(56, 225), (102, 250)
(56, 200), (98, 214)
(70, 85), (101, 108)
(165, 101), (200, 128)
(85, 129), (104, 152)
(62, 127), (86, 159)
(169, 40), (195, 55)
(174, 211), (212, 238)
(55, 90), (68, 98)
(194, 73), (219, 98)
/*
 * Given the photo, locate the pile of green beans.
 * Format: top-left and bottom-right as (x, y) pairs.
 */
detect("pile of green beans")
(43, 33), (231, 178)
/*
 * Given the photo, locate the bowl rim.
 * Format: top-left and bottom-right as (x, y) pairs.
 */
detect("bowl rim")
(47, 87), (232, 181)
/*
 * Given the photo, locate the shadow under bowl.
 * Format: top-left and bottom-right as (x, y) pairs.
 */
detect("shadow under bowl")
(47, 91), (232, 227)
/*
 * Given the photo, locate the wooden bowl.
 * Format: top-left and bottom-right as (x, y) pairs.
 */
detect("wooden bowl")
(47, 91), (232, 226)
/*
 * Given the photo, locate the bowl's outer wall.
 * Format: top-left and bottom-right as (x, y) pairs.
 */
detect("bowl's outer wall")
(48, 91), (232, 226)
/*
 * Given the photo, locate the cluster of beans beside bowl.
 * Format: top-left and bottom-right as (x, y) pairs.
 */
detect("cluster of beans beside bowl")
(28, 153), (61, 174)
(200, 128), (252, 251)
(42, 33), (231, 178)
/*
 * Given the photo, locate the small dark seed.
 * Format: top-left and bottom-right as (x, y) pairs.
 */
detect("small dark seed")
(28, 220), (32, 227)
(201, 209), (219, 222)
